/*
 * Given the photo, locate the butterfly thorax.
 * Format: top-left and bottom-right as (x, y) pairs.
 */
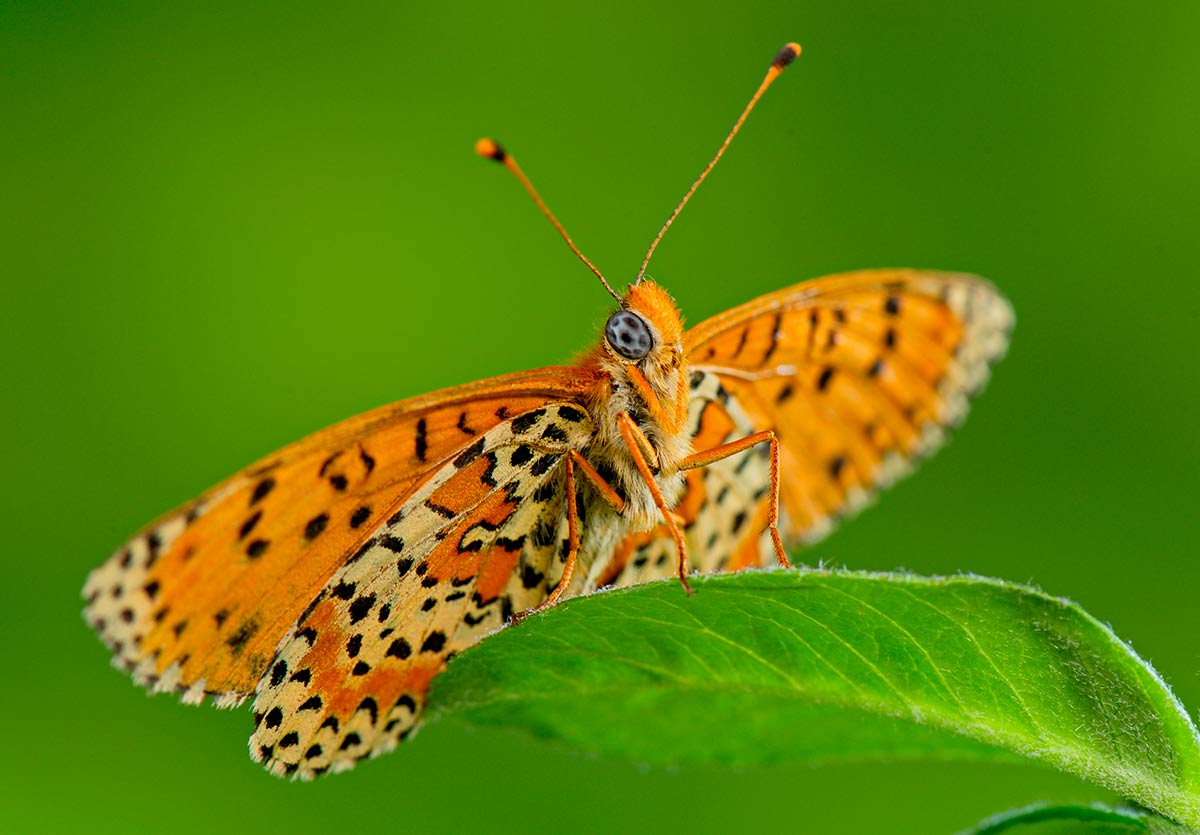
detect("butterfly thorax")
(577, 282), (693, 532)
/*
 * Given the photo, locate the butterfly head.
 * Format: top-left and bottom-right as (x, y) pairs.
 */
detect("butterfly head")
(595, 280), (689, 434)
(604, 280), (683, 365)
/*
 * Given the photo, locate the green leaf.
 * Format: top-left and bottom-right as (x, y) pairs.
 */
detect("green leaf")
(427, 570), (1200, 827)
(962, 803), (1196, 834)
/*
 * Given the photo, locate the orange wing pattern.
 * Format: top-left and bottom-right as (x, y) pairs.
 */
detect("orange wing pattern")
(251, 403), (593, 777)
(83, 368), (598, 704)
(603, 269), (1013, 586)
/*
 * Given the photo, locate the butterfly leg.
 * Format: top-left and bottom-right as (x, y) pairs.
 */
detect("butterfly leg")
(510, 454), (582, 625)
(679, 430), (793, 569)
(511, 450), (628, 624)
(569, 450), (627, 513)
(617, 412), (695, 596)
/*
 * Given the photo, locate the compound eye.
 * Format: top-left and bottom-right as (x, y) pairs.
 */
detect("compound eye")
(605, 310), (654, 360)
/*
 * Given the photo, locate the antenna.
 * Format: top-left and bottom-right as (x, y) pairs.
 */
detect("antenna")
(475, 137), (621, 302)
(636, 42), (801, 281)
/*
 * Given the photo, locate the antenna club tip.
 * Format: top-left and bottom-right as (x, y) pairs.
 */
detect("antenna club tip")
(475, 137), (507, 162)
(773, 42), (802, 69)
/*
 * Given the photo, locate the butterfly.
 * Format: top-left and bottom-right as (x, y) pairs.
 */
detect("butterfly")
(82, 42), (1013, 779)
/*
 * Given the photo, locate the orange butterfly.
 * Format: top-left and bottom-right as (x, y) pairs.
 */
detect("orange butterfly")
(83, 43), (1012, 779)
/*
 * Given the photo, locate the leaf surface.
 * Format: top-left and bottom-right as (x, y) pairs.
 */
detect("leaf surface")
(962, 803), (1196, 834)
(428, 570), (1200, 827)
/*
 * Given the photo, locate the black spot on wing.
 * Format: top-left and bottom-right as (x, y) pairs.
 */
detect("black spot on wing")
(540, 424), (568, 444)
(357, 697), (378, 724)
(319, 452), (342, 477)
(145, 531), (162, 566)
(304, 513), (329, 540)
(453, 437), (485, 468)
(762, 312), (783, 362)
(425, 500), (455, 519)
(269, 660), (288, 687)
(225, 617), (259, 656)
(358, 447), (376, 475)
(415, 418), (428, 462)
(817, 366), (835, 392)
(828, 455), (846, 480)
(456, 411), (477, 435)
(521, 563), (546, 590)
(733, 326), (749, 358)
(511, 409), (546, 435)
(239, 510), (262, 540)
(349, 594), (376, 624)
(251, 478), (275, 506)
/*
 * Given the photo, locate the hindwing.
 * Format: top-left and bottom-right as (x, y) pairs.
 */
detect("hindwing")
(250, 403), (592, 777)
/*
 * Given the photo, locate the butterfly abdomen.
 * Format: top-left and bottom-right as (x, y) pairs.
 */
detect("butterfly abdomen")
(593, 369), (773, 589)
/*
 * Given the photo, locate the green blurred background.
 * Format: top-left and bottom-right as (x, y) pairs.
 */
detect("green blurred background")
(3, 1), (1197, 832)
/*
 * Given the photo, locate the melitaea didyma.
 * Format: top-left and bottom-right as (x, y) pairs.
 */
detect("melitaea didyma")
(83, 43), (1012, 778)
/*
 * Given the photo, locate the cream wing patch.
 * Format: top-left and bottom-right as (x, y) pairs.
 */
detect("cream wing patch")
(250, 403), (593, 779)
